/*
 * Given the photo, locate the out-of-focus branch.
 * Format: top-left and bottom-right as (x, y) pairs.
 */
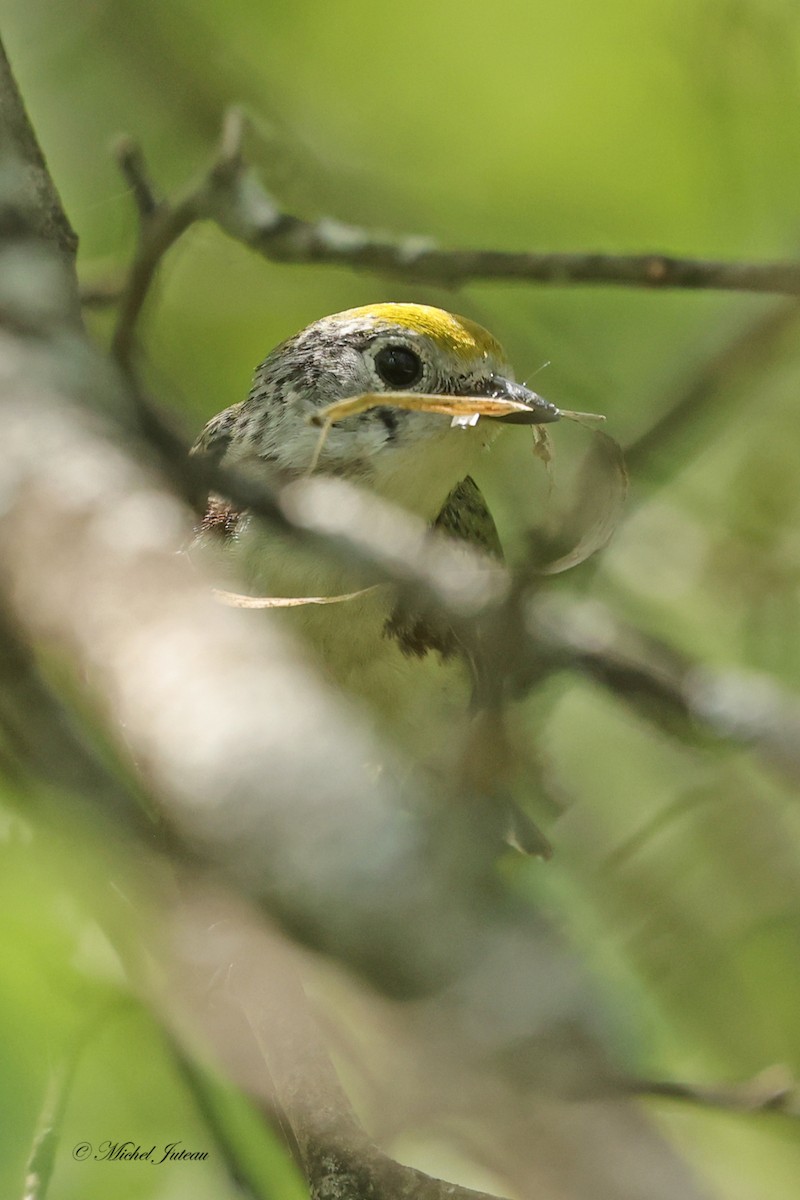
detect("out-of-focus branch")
(0, 603), (167, 844)
(160, 885), (513, 1200)
(106, 108), (800, 366)
(160, 1027), (303, 1200)
(0, 338), (463, 995)
(231, 917), (507, 1200)
(21, 1002), (119, 1200)
(624, 299), (800, 485)
(629, 1066), (800, 1117)
(527, 594), (800, 786)
(0, 38), (79, 317)
(22, 1061), (73, 1200)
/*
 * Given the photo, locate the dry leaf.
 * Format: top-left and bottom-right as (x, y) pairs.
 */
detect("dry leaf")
(214, 585), (381, 609)
(538, 430), (628, 574)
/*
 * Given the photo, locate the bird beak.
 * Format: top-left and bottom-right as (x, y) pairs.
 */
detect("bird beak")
(478, 375), (561, 425)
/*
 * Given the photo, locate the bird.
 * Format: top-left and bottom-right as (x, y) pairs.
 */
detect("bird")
(191, 302), (560, 852)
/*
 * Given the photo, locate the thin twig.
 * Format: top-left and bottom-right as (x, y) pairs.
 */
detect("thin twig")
(110, 186), (198, 370)
(22, 1061), (73, 1200)
(239, 235), (800, 296)
(113, 135), (161, 219)
(21, 1003), (120, 1200)
(110, 110), (249, 370)
(629, 1066), (800, 1117)
(624, 299), (800, 482)
(162, 1026), (304, 1200)
(199, 116), (800, 297)
(107, 109), (800, 361)
(526, 593), (800, 787)
(0, 40), (79, 274)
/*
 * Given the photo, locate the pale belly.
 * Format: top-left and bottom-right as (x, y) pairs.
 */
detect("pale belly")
(200, 422), (500, 766)
(194, 507), (548, 854)
(218, 521), (473, 768)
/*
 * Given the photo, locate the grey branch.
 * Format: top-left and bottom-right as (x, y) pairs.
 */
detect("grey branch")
(156, 885), (514, 1200)
(0, 39), (79, 318)
(630, 1066), (800, 1117)
(227, 916), (508, 1200)
(21, 1004), (115, 1200)
(107, 108), (800, 367)
(22, 1061), (73, 1200)
(528, 594), (800, 788)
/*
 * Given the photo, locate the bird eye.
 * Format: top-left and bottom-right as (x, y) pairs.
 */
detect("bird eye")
(373, 345), (423, 389)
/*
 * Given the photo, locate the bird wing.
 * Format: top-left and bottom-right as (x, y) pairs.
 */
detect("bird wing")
(432, 480), (554, 858)
(190, 403), (242, 466)
(384, 476), (501, 661)
(432, 475), (503, 561)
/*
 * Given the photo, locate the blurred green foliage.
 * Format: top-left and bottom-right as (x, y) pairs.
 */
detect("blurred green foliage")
(5, 0), (800, 1196)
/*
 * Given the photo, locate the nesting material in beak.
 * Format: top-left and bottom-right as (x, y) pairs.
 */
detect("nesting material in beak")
(451, 376), (561, 428)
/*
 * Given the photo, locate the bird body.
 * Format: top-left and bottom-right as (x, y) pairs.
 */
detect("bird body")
(192, 303), (558, 810)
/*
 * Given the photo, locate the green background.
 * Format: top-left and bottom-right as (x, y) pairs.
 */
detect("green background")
(4, 0), (800, 1196)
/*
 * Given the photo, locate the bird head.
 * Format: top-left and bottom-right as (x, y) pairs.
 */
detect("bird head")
(196, 303), (558, 520)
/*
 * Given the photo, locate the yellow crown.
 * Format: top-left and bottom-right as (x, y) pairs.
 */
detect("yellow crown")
(336, 303), (506, 364)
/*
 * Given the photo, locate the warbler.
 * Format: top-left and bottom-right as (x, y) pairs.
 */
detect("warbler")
(192, 303), (559, 851)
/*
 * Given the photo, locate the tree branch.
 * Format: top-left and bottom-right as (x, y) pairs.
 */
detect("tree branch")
(157, 884), (514, 1200)
(629, 1066), (800, 1117)
(0, 38), (79, 318)
(624, 299), (800, 484)
(22, 1061), (74, 1200)
(107, 108), (800, 367)
(235, 923), (508, 1200)
(527, 593), (800, 787)
(21, 1003), (118, 1200)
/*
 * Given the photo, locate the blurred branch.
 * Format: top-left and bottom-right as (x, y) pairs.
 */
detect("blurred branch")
(21, 1004), (116, 1200)
(238, 931), (507, 1200)
(22, 1061), (74, 1200)
(78, 275), (125, 309)
(107, 108), (800, 363)
(158, 888), (513, 1200)
(630, 1066), (800, 1117)
(161, 1029), (300, 1200)
(0, 340), (456, 995)
(0, 38), (79, 318)
(0, 603), (166, 844)
(528, 594), (800, 787)
(624, 299), (800, 484)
